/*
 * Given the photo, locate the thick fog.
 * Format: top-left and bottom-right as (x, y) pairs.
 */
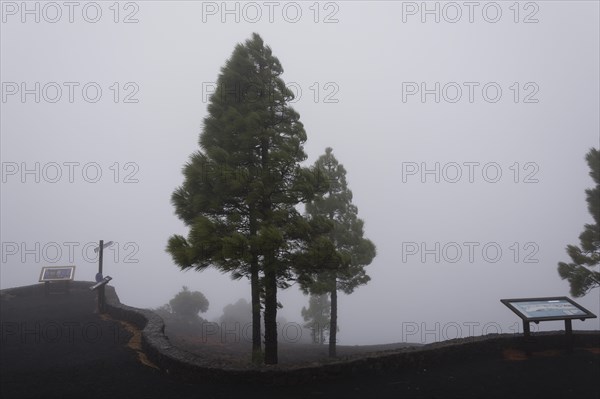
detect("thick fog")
(2, 1), (599, 345)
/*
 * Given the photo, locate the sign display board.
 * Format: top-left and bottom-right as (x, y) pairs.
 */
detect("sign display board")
(39, 266), (76, 282)
(501, 296), (597, 339)
(501, 297), (596, 322)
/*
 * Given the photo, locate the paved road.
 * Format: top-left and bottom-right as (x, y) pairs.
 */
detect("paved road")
(1, 283), (599, 398)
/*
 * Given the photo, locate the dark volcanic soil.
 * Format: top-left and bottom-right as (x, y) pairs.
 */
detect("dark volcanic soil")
(167, 332), (422, 366)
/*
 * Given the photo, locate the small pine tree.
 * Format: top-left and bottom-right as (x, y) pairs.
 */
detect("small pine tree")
(558, 148), (600, 296)
(301, 294), (331, 344)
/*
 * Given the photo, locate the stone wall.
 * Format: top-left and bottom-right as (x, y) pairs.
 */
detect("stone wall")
(100, 282), (600, 385)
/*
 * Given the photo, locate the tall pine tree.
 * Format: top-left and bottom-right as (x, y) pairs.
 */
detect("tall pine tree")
(302, 147), (376, 357)
(558, 148), (600, 296)
(167, 33), (324, 364)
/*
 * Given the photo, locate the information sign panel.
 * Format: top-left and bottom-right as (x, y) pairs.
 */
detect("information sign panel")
(39, 266), (76, 282)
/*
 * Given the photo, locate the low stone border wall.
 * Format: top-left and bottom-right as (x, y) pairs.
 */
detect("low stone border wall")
(100, 283), (600, 385)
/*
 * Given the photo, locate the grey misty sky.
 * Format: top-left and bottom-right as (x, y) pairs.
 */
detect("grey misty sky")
(1, 1), (599, 344)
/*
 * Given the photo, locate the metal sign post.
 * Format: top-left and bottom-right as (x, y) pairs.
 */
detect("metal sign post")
(94, 240), (113, 276)
(99, 240), (104, 276)
(90, 276), (113, 313)
(94, 240), (113, 313)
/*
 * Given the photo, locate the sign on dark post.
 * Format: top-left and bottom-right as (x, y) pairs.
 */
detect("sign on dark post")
(90, 276), (112, 313)
(501, 296), (597, 339)
(39, 266), (76, 295)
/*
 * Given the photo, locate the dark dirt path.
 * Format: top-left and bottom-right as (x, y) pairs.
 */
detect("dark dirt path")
(1, 283), (599, 399)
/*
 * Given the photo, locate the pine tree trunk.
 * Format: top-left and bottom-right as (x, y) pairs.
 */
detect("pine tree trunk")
(319, 324), (324, 345)
(249, 207), (262, 363)
(250, 253), (262, 363)
(329, 281), (337, 358)
(263, 264), (278, 364)
(260, 136), (279, 365)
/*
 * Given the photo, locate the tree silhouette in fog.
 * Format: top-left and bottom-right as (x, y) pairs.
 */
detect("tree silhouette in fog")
(558, 147), (600, 296)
